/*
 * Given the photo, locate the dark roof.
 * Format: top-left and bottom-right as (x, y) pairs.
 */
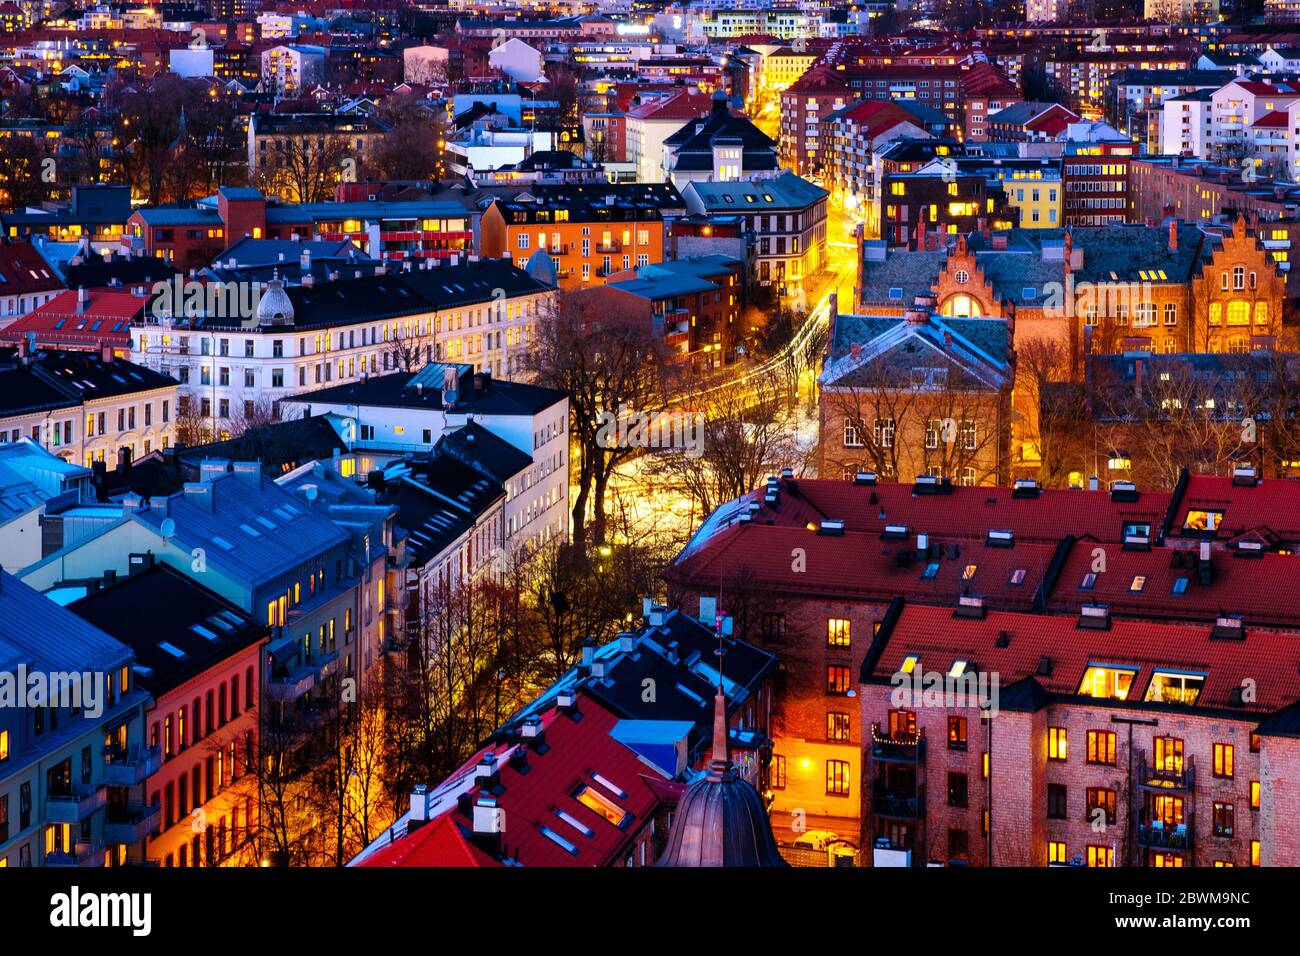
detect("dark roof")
(0, 348), (175, 418)
(300, 365), (566, 417)
(434, 421), (532, 483)
(378, 457), (504, 566)
(177, 416), (349, 477)
(70, 562), (267, 695)
(63, 253), (179, 291)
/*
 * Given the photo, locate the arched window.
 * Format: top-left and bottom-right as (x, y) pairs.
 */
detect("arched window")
(942, 294), (982, 318)
(1226, 301), (1250, 325)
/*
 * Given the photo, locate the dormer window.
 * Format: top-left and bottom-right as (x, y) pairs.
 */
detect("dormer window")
(1145, 670), (1205, 706)
(1078, 664), (1138, 701)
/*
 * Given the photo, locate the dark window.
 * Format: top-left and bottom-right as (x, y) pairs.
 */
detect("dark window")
(1048, 783), (1067, 819)
(770, 755), (786, 790)
(948, 828), (969, 863)
(1213, 802), (1235, 838)
(947, 772), (968, 808)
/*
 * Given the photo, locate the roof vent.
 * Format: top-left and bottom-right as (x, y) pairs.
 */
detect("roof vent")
(780, 467), (794, 479)
(1035, 655), (1053, 677)
(1012, 478), (1041, 499)
(994, 630), (1011, 648)
(1123, 530), (1151, 551)
(986, 529), (1014, 548)
(954, 594), (986, 619)
(1231, 464), (1258, 487)
(1211, 614), (1245, 640)
(475, 753), (499, 783)
(1077, 603), (1111, 630)
(854, 470), (878, 485)
(1110, 480), (1139, 503)
(556, 690), (577, 712)
(818, 518), (846, 536)
(913, 474), (952, 495)
(882, 523), (909, 540)
(1234, 539), (1265, 558)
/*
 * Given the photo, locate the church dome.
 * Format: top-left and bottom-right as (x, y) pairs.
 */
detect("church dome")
(258, 274), (294, 326)
(657, 690), (787, 867)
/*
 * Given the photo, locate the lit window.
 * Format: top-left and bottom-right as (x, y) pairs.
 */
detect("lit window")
(1129, 575), (1146, 592)
(1048, 727), (1068, 761)
(962, 564), (977, 580)
(1080, 572), (1097, 589)
(1213, 743), (1235, 779)
(900, 654), (920, 674)
(575, 784), (628, 827)
(1078, 665), (1138, 700)
(1049, 841), (1067, 864)
(827, 618), (851, 648)
(1145, 671), (1205, 706)
(1009, 569), (1026, 585)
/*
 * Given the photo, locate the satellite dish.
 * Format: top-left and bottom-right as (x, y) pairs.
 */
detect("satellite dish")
(305, 486), (319, 501)
(160, 517), (176, 539)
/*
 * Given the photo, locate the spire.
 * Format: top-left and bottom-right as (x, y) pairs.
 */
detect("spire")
(710, 615), (730, 774)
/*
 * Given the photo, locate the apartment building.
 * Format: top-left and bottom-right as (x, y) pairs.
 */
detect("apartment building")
(480, 190), (668, 290)
(127, 259), (553, 441)
(626, 89), (715, 184)
(70, 561), (268, 867)
(0, 346), (178, 468)
(862, 600), (1294, 867)
(280, 363), (569, 554)
(0, 568), (152, 867)
(662, 90), (779, 189)
(682, 172), (828, 288)
(0, 438), (92, 572)
(260, 45), (325, 98)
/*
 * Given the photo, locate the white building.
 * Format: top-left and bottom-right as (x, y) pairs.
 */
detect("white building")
(129, 261), (555, 442)
(487, 37), (546, 84)
(1161, 89), (1214, 157)
(261, 45), (326, 98)
(279, 364), (569, 555)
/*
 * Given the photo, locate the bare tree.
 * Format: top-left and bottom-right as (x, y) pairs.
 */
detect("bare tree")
(526, 292), (667, 547)
(253, 135), (354, 204)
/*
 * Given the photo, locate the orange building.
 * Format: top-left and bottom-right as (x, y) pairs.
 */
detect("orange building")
(480, 190), (668, 291)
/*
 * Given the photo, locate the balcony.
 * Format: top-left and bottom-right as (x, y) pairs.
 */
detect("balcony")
(102, 745), (162, 786)
(103, 803), (162, 845)
(1136, 822), (1190, 851)
(870, 723), (926, 762)
(266, 667), (316, 701)
(46, 784), (107, 824)
(596, 239), (622, 254)
(872, 781), (925, 819)
(45, 841), (104, 867)
(1137, 753), (1195, 791)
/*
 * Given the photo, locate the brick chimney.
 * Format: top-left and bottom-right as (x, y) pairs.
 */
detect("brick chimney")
(1168, 219), (1178, 254)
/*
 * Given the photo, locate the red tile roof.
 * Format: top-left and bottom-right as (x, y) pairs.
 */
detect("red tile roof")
(357, 691), (667, 867)
(0, 289), (145, 349)
(626, 88), (714, 121)
(1169, 474), (1300, 545)
(1253, 110), (1289, 129)
(1048, 540), (1300, 629)
(867, 603), (1298, 716)
(679, 478), (1173, 545)
(667, 521), (1060, 610)
(0, 240), (62, 298)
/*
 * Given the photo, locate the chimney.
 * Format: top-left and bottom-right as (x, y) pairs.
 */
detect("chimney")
(183, 482), (215, 512)
(1078, 603), (1111, 630)
(470, 796), (505, 856)
(1088, 475), (1099, 491)
(1133, 356), (1143, 401)
(408, 785), (431, 832)
(301, 248), (311, 272)
(100, 343), (114, 364)
(76, 286), (89, 314)
(1198, 539), (1214, 586)
(1168, 219), (1178, 253)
